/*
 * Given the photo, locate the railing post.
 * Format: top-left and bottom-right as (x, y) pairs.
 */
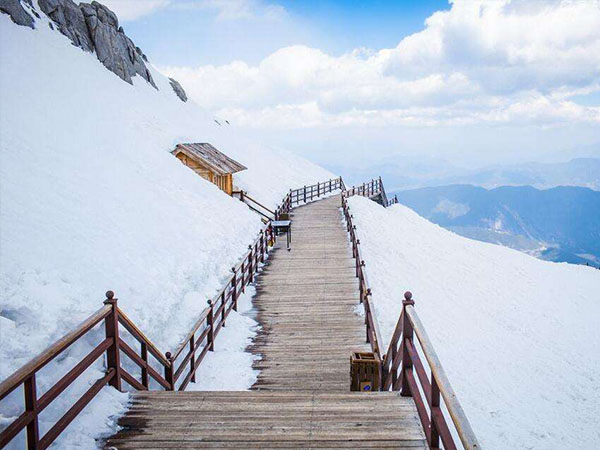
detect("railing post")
(364, 288), (371, 343)
(430, 376), (441, 447)
(164, 352), (174, 390)
(141, 343), (149, 388)
(241, 261), (245, 293)
(248, 245), (254, 283)
(24, 374), (39, 450)
(400, 291), (415, 397)
(254, 242), (259, 270)
(190, 337), (196, 383)
(207, 300), (215, 351)
(103, 290), (122, 391)
(317, 181), (320, 197)
(231, 267), (238, 311)
(304, 185), (307, 202)
(221, 291), (226, 327)
(260, 230), (265, 262)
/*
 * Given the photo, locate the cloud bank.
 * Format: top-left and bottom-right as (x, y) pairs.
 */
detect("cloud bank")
(163, 0), (600, 129)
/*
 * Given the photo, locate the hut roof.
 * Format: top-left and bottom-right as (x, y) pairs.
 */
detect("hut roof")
(172, 143), (247, 176)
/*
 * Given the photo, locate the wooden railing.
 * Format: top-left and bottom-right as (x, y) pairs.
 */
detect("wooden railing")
(382, 293), (480, 450)
(275, 176), (344, 219)
(232, 190), (275, 221)
(0, 176), (345, 449)
(341, 191), (384, 360)
(387, 194), (399, 207)
(343, 178), (479, 450)
(0, 221), (275, 449)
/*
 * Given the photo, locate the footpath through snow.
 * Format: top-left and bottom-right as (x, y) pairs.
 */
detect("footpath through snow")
(348, 195), (600, 449)
(0, 10), (332, 448)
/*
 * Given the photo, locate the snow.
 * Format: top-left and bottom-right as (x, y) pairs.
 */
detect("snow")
(0, 8), (331, 449)
(347, 196), (600, 449)
(187, 287), (260, 391)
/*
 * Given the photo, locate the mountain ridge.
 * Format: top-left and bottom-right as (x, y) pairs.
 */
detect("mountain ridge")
(394, 184), (600, 265)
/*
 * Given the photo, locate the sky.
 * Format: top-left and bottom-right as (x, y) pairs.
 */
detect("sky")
(103, 0), (600, 172)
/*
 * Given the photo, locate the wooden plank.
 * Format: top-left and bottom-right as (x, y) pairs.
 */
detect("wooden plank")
(104, 195), (426, 449)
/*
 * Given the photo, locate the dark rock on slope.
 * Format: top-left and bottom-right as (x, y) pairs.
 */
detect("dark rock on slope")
(0, 0), (35, 28)
(1, 0), (188, 101)
(169, 78), (188, 102)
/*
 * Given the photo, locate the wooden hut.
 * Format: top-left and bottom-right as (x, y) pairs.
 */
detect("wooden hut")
(171, 143), (247, 195)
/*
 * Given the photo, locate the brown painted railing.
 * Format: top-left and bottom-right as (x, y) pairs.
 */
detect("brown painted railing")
(387, 194), (399, 207)
(343, 178), (479, 450)
(0, 221), (275, 449)
(275, 176), (344, 219)
(0, 176), (344, 449)
(232, 190), (275, 221)
(0, 305), (115, 449)
(341, 191), (385, 359)
(381, 293), (480, 450)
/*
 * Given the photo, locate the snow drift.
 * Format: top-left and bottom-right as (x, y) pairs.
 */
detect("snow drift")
(348, 195), (600, 449)
(0, 6), (332, 448)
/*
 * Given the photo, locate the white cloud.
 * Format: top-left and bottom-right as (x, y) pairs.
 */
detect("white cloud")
(100, 0), (170, 21)
(162, 0), (600, 129)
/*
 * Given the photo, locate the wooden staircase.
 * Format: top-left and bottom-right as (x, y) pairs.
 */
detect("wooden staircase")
(105, 196), (426, 449)
(106, 391), (425, 449)
(249, 195), (371, 391)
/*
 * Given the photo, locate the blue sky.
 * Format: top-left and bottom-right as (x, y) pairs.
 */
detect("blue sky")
(104, 0), (600, 168)
(117, 0), (449, 66)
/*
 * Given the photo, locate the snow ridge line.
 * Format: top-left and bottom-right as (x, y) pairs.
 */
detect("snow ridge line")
(0, 177), (343, 449)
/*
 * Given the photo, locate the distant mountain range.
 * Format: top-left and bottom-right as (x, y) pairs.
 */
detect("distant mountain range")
(341, 157), (600, 192)
(393, 184), (600, 265)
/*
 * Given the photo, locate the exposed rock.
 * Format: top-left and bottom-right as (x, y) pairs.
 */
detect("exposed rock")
(0, 0), (35, 28)
(4, 0), (157, 89)
(38, 0), (94, 51)
(80, 1), (156, 87)
(2, 0), (193, 100)
(169, 78), (188, 102)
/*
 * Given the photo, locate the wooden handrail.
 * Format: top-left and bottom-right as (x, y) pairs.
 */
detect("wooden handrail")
(0, 304), (111, 401)
(343, 178), (478, 449)
(405, 305), (480, 450)
(117, 307), (170, 367)
(341, 190), (385, 361)
(0, 175), (373, 449)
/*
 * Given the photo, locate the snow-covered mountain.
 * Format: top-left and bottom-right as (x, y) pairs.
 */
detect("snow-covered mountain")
(0, 2), (332, 447)
(348, 196), (600, 449)
(394, 184), (600, 265)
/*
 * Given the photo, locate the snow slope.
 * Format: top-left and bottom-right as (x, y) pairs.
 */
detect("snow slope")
(0, 8), (332, 449)
(348, 196), (600, 449)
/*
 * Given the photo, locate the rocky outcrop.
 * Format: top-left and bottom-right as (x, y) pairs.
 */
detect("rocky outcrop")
(38, 0), (94, 50)
(38, 0), (156, 87)
(0, 0), (35, 28)
(1, 0), (190, 101)
(169, 78), (188, 102)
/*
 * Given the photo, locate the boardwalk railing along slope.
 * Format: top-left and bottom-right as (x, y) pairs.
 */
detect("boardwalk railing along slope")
(0, 176), (478, 450)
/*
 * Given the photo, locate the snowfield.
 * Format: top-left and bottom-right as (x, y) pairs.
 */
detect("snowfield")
(347, 196), (600, 449)
(0, 9), (331, 449)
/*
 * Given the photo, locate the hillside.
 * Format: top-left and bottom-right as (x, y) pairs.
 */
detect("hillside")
(348, 196), (600, 449)
(0, 5), (332, 448)
(394, 184), (600, 265)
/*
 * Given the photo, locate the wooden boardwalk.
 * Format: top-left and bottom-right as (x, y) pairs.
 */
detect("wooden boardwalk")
(249, 195), (371, 391)
(106, 195), (426, 449)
